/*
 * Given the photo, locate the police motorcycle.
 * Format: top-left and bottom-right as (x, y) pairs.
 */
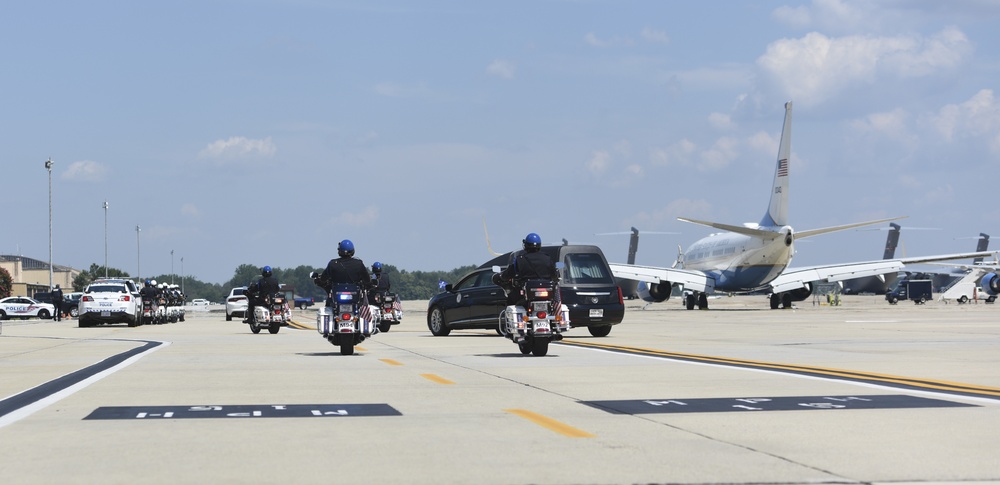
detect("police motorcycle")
(311, 272), (379, 356)
(155, 283), (170, 324)
(244, 285), (283, 334)
(140, 297), (156, 326)
(493, 265), (570, 357)
(372, 291), (403, 333)
(168, 284), (186, 322)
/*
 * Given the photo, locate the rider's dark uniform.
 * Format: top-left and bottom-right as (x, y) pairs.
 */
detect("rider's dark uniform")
(317, 256), (372, 305)
(499, 251), (558, 306)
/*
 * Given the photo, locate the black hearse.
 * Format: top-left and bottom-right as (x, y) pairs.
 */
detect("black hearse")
(426, 245), (624, 337)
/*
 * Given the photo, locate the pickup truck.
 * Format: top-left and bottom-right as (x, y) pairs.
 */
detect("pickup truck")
(294, 296), (315, 310)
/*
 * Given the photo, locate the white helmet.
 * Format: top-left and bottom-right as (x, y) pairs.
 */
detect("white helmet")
(151, 279), (157, 286)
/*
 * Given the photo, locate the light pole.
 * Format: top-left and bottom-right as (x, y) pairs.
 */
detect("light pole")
(136, 225), (141, 282)
(45, 158), (53, 290)
(180, 257), (184, 294)
(171, 250), (174, 284)
(103, 200), (109, 278)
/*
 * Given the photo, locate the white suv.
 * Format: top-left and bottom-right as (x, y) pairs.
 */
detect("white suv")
(78, 279), (141, 327)
(225, 287), (248, 321)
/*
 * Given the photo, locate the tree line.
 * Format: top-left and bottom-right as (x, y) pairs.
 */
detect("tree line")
(70, 262), (480, 303)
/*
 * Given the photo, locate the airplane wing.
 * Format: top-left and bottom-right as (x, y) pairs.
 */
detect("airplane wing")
(608, 263), (715, 293)
(769, 250), (999, 293)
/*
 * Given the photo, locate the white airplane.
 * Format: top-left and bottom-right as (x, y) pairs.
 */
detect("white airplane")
(610, 102), (997, 310)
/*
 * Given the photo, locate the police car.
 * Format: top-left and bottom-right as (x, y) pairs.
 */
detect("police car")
(0, 296), (55, 320)
(78, 279), (141, 327)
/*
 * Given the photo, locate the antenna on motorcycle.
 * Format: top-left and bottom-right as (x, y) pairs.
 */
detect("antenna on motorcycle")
(482, 217), (503, 257)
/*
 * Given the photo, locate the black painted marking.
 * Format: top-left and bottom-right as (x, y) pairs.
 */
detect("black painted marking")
(84, 404), (402, 420)
(0, 339), (163, 420)
(582, 394), (977, 415)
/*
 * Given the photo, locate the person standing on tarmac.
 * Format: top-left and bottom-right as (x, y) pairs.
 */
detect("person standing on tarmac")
(51, 284), (64, 321)
(495, 232), (559, 306)
(246, 265), (281, 322)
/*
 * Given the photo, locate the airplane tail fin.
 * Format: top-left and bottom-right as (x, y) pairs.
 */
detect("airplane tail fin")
(883, 223), (901, 259)
(760, 101), (793, 228)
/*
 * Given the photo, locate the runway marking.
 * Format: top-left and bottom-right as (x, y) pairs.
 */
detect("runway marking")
(84, 403), (402, 420)
(504, 409), (595, 438)
(356, 346), (367, 352)
(558, 339), (1000, 401)
(420, 374), (455, 385)
(0, 338), (168, 429)
(287, 319), (314, 330)
(380, 358), (404, 366)
(582, 394), (976, 415)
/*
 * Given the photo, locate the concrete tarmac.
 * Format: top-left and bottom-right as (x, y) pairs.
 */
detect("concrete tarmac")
(1, 295), (998, 485)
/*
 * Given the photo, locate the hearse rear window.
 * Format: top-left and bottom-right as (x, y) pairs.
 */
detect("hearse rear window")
(562, 253), (615, 284)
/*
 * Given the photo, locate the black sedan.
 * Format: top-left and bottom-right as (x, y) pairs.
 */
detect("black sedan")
(426, 245), (624, 337)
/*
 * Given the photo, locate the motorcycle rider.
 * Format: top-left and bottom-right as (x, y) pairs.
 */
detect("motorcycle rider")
(495, 232), (559, 306)
(367, 261), (391, 305)
(139, 279), (158, 319)
(315, 240), (372, 297)
(246, 265), (281, 322)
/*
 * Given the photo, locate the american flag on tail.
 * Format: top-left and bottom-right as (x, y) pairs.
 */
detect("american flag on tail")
(553, 286), (562, 314)
(392, 299), (402, 313)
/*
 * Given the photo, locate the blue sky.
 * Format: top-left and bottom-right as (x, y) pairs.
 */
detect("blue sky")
(4, 0), (999, 285)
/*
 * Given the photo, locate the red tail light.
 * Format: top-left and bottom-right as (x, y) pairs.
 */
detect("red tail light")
(341, 313), (352, 321)
(82, 295), (93, 302)
(537, 311), (547, 319)
(119, 295), (131, 302)
(617, 286), (624, 305)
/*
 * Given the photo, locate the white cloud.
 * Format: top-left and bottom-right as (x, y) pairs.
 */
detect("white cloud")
(772, 0), (878, 32)
(586, 150), (611, 174)
(62, 160), (106, 181)
(708, 112), (735, 130)
(332, 205), (379, 226)
(486, 59), (515, 79)
(198, 136), (277, 160)
(181, 203), (200, 217)
(926, 89), (1000, 152)
(649, 139), (696, 167)
(584, 32), (635, 47)
(849, 108), (915, 142)
(640, 28), (669, 44)
(699, 136), (741, 171)
(756, 28), (972, 106)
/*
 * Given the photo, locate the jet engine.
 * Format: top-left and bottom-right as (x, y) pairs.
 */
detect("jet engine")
(785, 284), (814, 302)
(981, 272), (1000, 296)
(637, 281), (672, 302)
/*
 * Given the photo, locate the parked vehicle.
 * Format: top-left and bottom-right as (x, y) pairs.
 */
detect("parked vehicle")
(427, 245), (624, 337)
(314, 283), (379, 355)
(64, 292), (83, 318)
(0, 296), (55, 320)
(294, 296), (315, 310)
(496, 273), (570, 356)
(190, 299), (210, 306)
(225, 287), (248, 321)
(886, 279), (933, 305)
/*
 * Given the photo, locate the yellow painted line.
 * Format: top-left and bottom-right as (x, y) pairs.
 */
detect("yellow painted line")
(504, 409), (595, 438)
(380, 358), (404, 366)
(420, 374), (455, 385)
(286, 319), (315, 330)
(559, 339), (1000, 398)
(356, 346), (367, 352)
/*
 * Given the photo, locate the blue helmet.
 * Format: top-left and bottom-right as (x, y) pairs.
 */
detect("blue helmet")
(523, 232), (542, 252)
(338, 239), (355, 258)
(262, 265), (272, 277)
(371, 261), (382, 274)
(144, 279), (151, 287)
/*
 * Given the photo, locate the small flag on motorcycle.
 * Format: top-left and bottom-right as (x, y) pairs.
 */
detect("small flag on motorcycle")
(358, 302), (373, 322)
(438, 279), (447, 290)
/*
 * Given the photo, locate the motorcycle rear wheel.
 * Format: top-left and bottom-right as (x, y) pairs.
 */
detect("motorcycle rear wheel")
(250, 323), (261, 334)
(532, 338), (550, 357)
(517, 341), (532, 355)
(340, 342), (354, 356)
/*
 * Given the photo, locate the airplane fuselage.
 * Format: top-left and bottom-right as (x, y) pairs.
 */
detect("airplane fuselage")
(680, 226), (794, 292)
